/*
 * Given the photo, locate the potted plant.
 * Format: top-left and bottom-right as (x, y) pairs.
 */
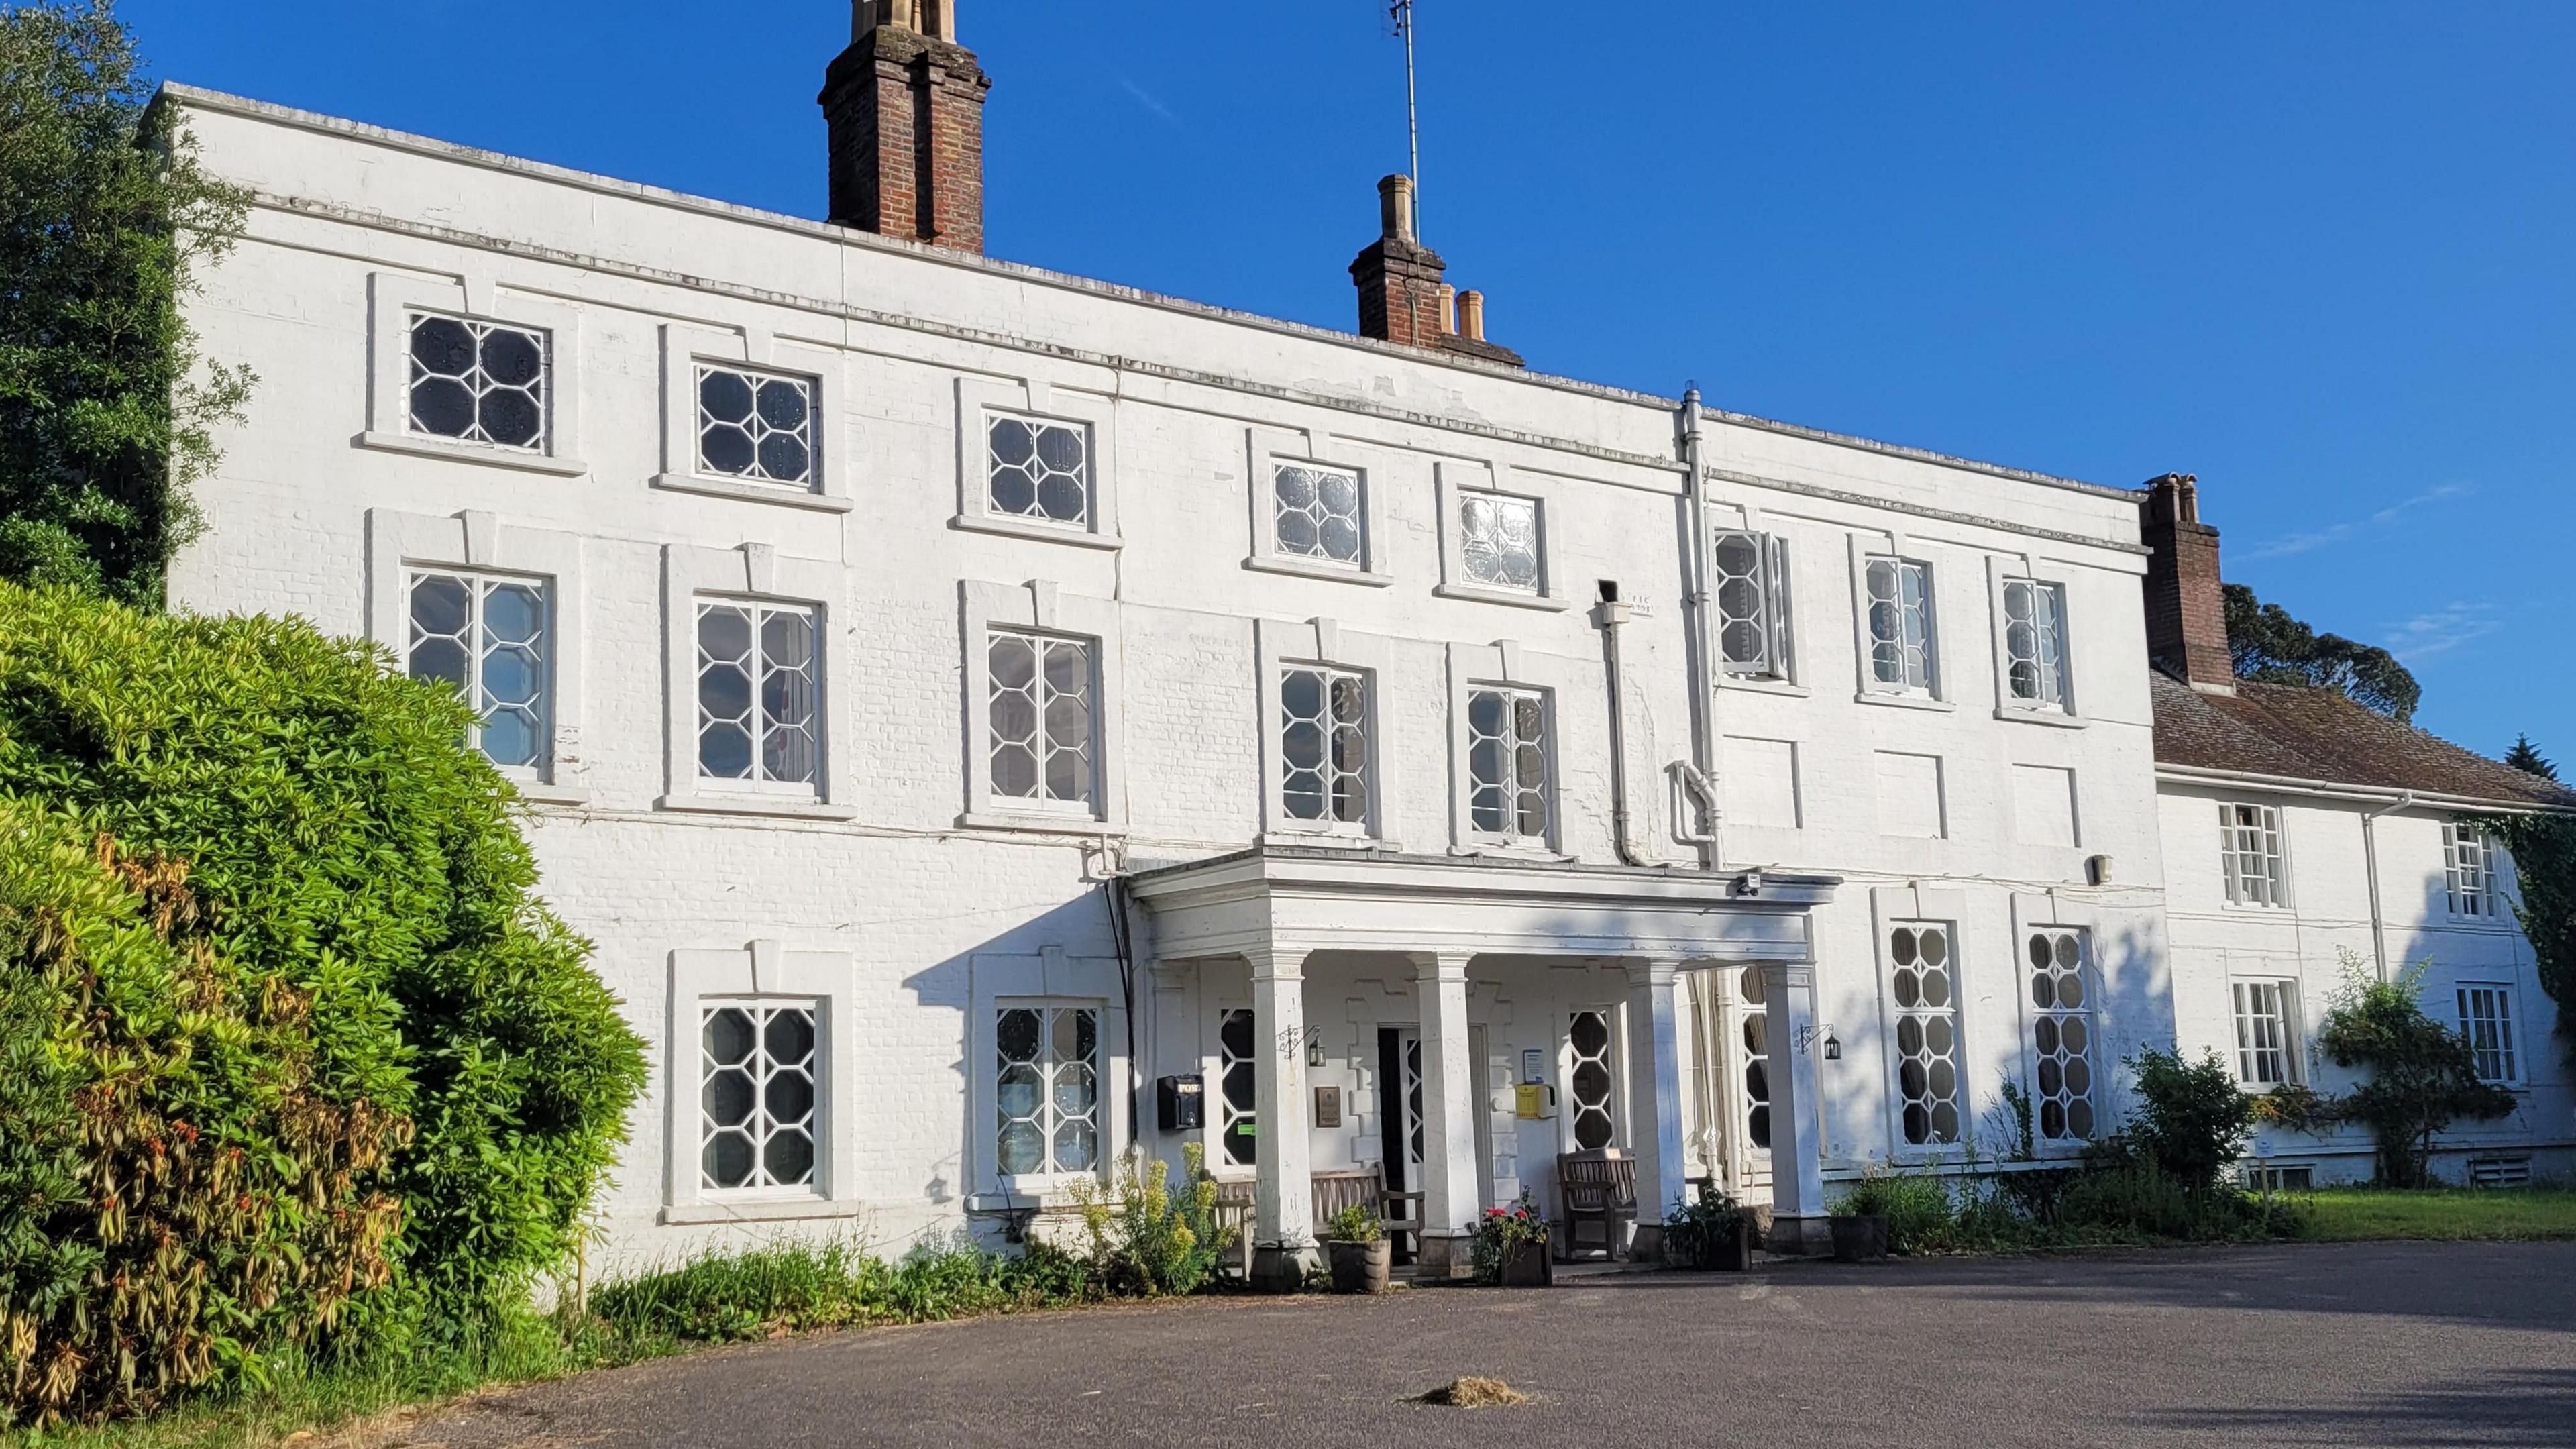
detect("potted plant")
(1325, 1203), (1391, 1293)
(1829, 1208), (1890, 1263)
(1662, 1185), (1752, 1271)
(1472, 1196), (1554, 1287)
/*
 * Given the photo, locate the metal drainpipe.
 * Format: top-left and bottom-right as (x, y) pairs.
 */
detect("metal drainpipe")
(1677, 386), (1724, 873)
(2361, 791), (2417, 983)
(1594, 587), (1646, 867)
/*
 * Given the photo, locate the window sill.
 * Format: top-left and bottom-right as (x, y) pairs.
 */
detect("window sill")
(957, 810), (1125, 838)
(1854, 690), (1954, 713)
(1994, 706), (2088, 729)
(354, 430), (588, 477)
(651, 472), (855, 513)
(1243, 555), (1396, 588)
(950, 513), (1124, 551)
(1719, 674), (1809, 698)
(1450, 842), (1574, 863)
(1258, 829), (1401, 853)
(1432, 582), (1574, 612)
(508, 782), (592, 808)
(656, 792), (857, 822)
(661, 1195), (860, 1226)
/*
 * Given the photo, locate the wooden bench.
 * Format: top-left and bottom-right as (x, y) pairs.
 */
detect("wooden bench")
(1207, 1167), (1425, 1279)
(1556, 1148), (1637, 1260)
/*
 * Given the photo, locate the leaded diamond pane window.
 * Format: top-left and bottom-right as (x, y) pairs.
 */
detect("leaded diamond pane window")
(700, 1002), (818, 1193)
(996, 1005), (1100, 1177)
(2027, 928), (2097, 1142)
(1568, 1009), (1617, 1151)
(2457, 986), (2517, 1083)
(1714, 531), (1792, 679)
(1466, 686), (1550, 842)
(407, 570), (550, 772)
(1888, 923), (1962, 1146)
(988, 415), (1091, 525)
(2445, 823), (2499, 918)
(407, 313), (547, 449)
(2220, 803), (2288, 907)
(2232, 980), (2298, 1086)
(697, 366), (815, 486)
(2002, 578), (2070, 710)
(987, 630), (1094, 808)
(1280, 666), (1370, 826)
(696, 599), (820, 788)
(1864, 557), (1937, 695)
(1460, 492), (1540, 592)
(1274, 464), (1364, 565)
(1218, 1008), (1256, 1167)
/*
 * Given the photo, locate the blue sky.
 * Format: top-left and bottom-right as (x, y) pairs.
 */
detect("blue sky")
(127, 1), (2572, 762)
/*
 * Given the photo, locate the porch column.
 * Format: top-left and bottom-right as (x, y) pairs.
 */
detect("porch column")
(1246, 947), (1316, 1290)
(1409, 951), (1483, 1279)
(1760, 961), (1833, 1256)
(1624, 957), (1690, 1260)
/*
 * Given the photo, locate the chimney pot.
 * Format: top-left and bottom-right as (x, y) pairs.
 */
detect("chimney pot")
(1456, 289), (1485, 341)
(1378, 174), (1417, 245)
(1437, 283), (1458, 335)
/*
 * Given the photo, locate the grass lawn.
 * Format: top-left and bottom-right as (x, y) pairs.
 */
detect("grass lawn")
(2295, 1187), (2576, 1242)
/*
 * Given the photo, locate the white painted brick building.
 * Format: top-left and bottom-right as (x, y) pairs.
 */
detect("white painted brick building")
(155, 3), (2565, 1279)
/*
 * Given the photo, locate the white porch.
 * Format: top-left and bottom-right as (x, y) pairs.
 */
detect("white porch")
(1126, 847), (1842, 1287)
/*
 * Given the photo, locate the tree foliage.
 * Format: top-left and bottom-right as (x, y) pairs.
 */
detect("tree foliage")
(2316, 954), (2515, 1189)
(2473, 812), (2576, 1049)
(2505, 734), (2558, 782)
(0, 581), (647, 1421)
(2118, 1047), (2256, 1199)
(2222, 582), (2421, 722)
(1, 0), (251, 607)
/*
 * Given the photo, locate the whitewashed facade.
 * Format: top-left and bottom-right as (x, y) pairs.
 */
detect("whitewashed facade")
(154, 5), (2562, 1280)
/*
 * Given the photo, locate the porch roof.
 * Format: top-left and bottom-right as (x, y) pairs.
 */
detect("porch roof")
(1123, 845), (1838, 967)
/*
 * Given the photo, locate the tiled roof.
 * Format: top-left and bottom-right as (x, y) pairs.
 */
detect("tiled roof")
(2150, 672), (2576, 808)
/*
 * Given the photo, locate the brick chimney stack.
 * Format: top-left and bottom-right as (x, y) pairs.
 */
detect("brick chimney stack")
(821, 0), (991, 252)
(2139, 472), (2237, 694)
(1350, 176), (1523, 368)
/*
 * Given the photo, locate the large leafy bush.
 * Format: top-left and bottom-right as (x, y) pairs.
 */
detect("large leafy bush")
(2316, 957), (2516, 1188)
(0, 582), (646, 1419)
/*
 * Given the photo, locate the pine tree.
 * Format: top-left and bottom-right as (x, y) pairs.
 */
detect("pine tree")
(2505, 733), (2559, 782)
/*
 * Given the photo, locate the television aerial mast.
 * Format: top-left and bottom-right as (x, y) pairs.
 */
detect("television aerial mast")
(1390, 1), (1420, 234)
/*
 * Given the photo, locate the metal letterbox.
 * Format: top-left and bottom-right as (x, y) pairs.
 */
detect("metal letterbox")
(1157, 1074), (1205, 1132)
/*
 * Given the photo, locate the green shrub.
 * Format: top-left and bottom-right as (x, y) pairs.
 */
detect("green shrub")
(589, 1240), (1095, 1345)
(1324, 1203), (1381, 1245)
(0, 811), (408, 1426)
(1836, 1169), (1956, 1254)
(1069, 1144), (1231, 1297)
(2316, 954), (2517, 1188)
(2121, 1047), (2256, 1199)
(0, 583), (647, 1400)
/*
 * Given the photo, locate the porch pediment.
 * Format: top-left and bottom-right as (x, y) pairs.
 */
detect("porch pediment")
(1124, 845), (1836, 965)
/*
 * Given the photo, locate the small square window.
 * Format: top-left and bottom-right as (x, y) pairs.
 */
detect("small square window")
(1279, 665), (1371, 828)
(407, 569), (551, 774)
(696, 366), (816, 487)
(408, 313), (549, 451)
(2002, 578), (2071, 711)
(700, 1001), (820, 1193)
(696, 598), (821, 788)
(1273, 464), (1365, 566)
(987, 629), (1095, 810)
(1458, 491), (1541, 592)
(1864, 556), (1938, 696)
(988, 415), (1091, 527)
(1466, 686), (1550, 843)
(1713, 531), (1792, 680)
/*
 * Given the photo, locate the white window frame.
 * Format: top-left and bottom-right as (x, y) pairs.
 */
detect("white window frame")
(2230, 978), (2303, 1089)
(359, 272), (586, 476)
(1242, 425), (1393, 586)
(1560, 1004), (1625, 1155)
(1442, 641), (1583, 857)
(952, 376), (1122, 549)
(957, 579), (1127, 835)
(1434, 460), (1574, 612)
(2023, 925), (2102, 1146)
(2443, 822), (2502, 920)
(1848, 535), (1947, 706)
(651, 324), (853, 512)
(967, 949), (1131, 1206)
(2219, 801), (2291, 909)
(1988, 557), (2084, 726)
(661, 941), (859, 1224)
(364, 508), (586, 803)
(1711, 523), (1798, 688)
(1254, 618), (1401, 846)
(2455, 983), (2521, 1085)
(1872, 885), (1972, 1160)
(657, 543), (855, 820)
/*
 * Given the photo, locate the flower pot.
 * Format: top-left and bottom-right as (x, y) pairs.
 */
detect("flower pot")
(1831, 1214), (1890, 1263)
(1709, 1219), (1755, 1271)
(1328, 1238), (1391, 1294)
(1497, 1240), (1553, 1287)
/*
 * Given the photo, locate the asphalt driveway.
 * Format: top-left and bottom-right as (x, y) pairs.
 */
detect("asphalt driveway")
(356, 1242), (2576, 1448)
